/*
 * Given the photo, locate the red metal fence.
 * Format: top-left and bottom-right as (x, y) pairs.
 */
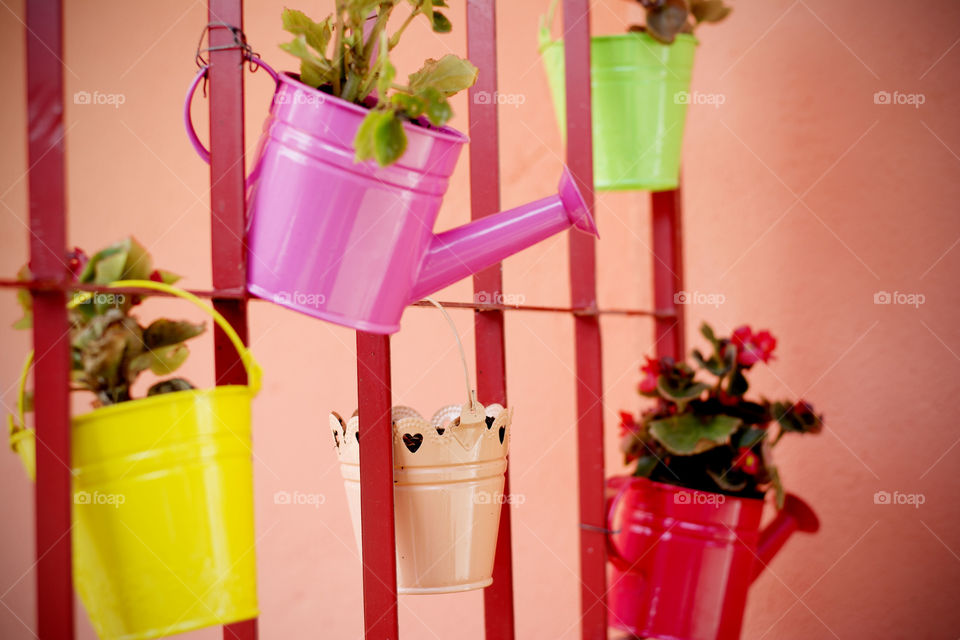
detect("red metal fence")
(19, 0), (684, 638)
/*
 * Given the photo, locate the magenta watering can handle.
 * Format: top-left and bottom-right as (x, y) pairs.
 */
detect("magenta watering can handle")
(604, 476), (631, 564)
(184, 55), (279, 164)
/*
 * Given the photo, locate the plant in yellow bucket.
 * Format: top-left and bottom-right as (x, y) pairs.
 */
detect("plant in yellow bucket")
(8, 238), (261, 640)
(539, 0), (731, 191)
(330, 300), (512, 593)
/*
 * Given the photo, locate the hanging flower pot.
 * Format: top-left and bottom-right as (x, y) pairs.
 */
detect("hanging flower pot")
(329, 300), (512, 593)
(9, 280), (260, 640)
(606, 476), (819, 639)
(184, 7), (598, 334)
(540, 30), (697, 192)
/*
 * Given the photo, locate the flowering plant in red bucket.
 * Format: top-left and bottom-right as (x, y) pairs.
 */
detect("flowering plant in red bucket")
(619, 323), (823, 508)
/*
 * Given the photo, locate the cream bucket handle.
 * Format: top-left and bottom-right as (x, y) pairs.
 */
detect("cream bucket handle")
(11, 279), (262, 435)
(423, 297), (478, 412)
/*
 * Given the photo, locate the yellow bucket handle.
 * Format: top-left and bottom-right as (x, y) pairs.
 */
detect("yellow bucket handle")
(10, 280), (262, 434)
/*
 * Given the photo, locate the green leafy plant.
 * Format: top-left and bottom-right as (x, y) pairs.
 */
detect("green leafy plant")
(13, 237), (204, 407)
(628, 0), (731, 44)
(279, 2), (478, 166)
(619, 323), (823, 508)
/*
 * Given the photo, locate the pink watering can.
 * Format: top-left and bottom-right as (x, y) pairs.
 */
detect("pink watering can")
(185, 58), (598, 334)
(605, 476), (819, 640)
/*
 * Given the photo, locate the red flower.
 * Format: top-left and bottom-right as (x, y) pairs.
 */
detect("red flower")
(638, 356), (662, 394)
(734, 447), (760, 475)
(149, 269), (164, 283)
(66, 248), (88, 279)
(717, 389), (740, 407)
(731, 326), (776, 368)
(618, 411), (640, 437)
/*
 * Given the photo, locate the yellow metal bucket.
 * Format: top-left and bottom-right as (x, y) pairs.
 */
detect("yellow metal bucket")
(9, 280), (260, 640)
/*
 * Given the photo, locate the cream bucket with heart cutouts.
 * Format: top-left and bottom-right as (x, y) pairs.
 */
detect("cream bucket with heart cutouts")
(330, 299), (512, 594)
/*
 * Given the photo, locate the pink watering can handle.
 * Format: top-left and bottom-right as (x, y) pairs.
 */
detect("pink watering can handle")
(604, 476), (631, 564)
(184, 54), (279, 164)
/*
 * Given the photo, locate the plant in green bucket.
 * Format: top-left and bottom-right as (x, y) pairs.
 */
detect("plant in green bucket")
(539, 0), (731, 191)
(8, 237), (261, 640)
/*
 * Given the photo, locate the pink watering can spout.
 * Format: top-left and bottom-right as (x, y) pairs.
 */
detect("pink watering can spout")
(751, 493), (820, 582)
(409, 167), (598, 302)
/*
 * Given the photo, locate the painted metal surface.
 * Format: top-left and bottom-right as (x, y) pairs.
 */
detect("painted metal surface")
(185, 69), (597, 334)
(652, 187), (686, 360)
(606, 476), (819, 640)
(26, 0), (73, 637)
(560, 1), (608, 639)
(465, 1), (517, 637)
(204, 4), (258, 639)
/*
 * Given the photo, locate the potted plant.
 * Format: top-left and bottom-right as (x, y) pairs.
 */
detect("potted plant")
(9, 238), (261, 640)
(183, 3), (598, 334)
(607, 323), (822, 640)
(539, 0), (731, 191)
(329, 300), (512, 593)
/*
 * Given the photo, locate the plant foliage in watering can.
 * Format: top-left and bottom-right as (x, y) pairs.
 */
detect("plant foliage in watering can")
(627, 0), (732, 44)
(618, 323), (824, 508)
(279, 1), (478, 167)
(13, 237), (205, 408)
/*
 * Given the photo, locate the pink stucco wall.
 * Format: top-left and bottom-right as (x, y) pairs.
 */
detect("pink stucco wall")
(1, 0), (958, 637)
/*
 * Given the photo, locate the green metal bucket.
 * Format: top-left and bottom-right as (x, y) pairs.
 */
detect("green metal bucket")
(541, 32), (697, 191)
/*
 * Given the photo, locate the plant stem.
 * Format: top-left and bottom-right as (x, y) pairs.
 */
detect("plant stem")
(389, 7), (419, 50)
(333, 0), (344, 95)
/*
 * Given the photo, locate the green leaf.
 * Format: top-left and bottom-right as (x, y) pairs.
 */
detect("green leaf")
(142, 319), (205, 350)
(418, 86), (452, 126)
(79, 241), (126, 283)
(727, 368), (749, 396)
(649, 413), (741, 455)
(700, 322), (717, 346)
(645, 0), (689, 44)
(129, 343), (191, 377)
(691, 0), (731, 24)
(279, 36), (331, 88)
(375, 30), (395, 98)
(156, 269), (181, 285)
(373, 111), (407, 166)
(408, 54), (478, 97)
(632, 454), (659, 478)
(391, 93), (425, 118)
(431, 12), (451, 33)
(707, 467), (748, 492)
(738, 427), (767, 449)
(656, 377), (708, 410)
(93, 252), (127, 285)
(281, 8), (334, 54)
(769, 465), (785, 509)
(354, 109), (389, 163)
(121, 237), (153, 281)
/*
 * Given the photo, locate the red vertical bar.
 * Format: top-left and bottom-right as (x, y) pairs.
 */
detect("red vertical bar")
(465, 2), (516, 639)
(206, 3), (256, 639)
(356, 332), (399, 639)
(26, 1), (73, 638)
(651, 188), (685, 360)
(561, 1), (607, 638)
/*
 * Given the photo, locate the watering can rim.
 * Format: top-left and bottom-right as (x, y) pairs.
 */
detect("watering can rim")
(274, 71), (471, 146)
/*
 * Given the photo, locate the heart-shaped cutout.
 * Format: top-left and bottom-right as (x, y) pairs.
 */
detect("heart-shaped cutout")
(485, 416), (495, 429)
(498, 426), (506, 444)
(402, 433), (424, 453)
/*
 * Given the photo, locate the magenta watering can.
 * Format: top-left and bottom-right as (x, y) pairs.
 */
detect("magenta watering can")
(605, 476), (820, 640)
(185, 58), (598, 334)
